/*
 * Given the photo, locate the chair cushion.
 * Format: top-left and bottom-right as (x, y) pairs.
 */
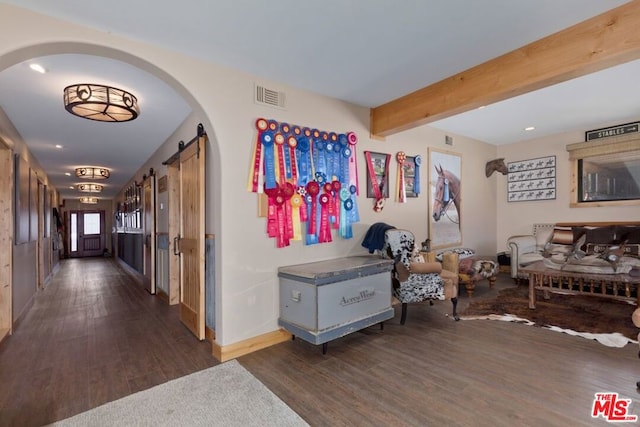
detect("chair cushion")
(519, 252), (544, 266)
(394, 273), (445, 303)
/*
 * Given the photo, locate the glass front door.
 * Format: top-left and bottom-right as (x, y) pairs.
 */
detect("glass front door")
(69, 210), (105, 257)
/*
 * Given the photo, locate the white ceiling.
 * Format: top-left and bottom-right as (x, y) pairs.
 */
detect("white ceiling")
(0, 0), (637, 200)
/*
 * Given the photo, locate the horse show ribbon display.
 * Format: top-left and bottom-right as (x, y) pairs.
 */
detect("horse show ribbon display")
(248, 118), (360, 248)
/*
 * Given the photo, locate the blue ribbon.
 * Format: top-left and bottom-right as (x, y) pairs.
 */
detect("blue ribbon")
(339, 188), (353, 239)
(296, 136), (311, 185)
(325, 142), (334, 180)
(413, 155), (421, 195)
(349, 184), (360, 223)
(443, 179), (450, 203)
(283, 140), (292, 180)
(315, 138), (327, 178)
(262, 131), (277, 190)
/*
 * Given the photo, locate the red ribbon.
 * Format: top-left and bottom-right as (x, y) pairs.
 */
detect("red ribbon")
(318, 193), (332, 243)
(306, 181), (320, 235)
(264, 184), (280, 238)
(364, 150), (385, 212)
(248, 118), (267, 192)
(282, 182), (295, 240)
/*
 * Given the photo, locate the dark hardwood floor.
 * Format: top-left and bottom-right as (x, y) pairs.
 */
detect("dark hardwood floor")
(2, 258), (639, 426)
(0, 257), (217, 427)
(240, 274), (640, 427)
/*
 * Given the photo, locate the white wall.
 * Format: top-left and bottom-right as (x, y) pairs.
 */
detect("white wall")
(0, 4), (500, 347)
(496, 129), (640, 253)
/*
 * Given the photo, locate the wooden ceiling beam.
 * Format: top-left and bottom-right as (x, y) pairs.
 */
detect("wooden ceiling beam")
(370, 0), (640, 138)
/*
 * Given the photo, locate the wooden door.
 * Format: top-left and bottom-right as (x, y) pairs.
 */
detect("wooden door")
(179, 132), (206, 339)
(143, 175), (156, 294)
(0, 141), (12, 342)
(168, 162), (180, 305)
(69, 210), (105, 257)
(37, 180), (44, 288)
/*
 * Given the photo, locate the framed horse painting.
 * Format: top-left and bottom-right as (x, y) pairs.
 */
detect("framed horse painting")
(428, 148), (462, 249)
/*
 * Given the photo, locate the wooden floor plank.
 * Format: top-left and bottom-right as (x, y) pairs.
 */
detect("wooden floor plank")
(2, 257), (639, 426)
(240, 274), (640, 427)
(0, 257), (217, 426)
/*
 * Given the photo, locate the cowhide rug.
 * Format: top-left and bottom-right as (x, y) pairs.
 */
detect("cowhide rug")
(460, 284), (638, 347)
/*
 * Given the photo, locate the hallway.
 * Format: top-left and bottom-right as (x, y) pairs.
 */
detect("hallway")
(0, 257), (218, 427)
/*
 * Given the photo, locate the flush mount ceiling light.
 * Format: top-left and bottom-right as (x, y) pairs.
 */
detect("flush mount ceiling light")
(76, 183), (103, 193)
(79, 196), (98, 204)
(63, 84), (139, 122)
(75, 167), (110, 180)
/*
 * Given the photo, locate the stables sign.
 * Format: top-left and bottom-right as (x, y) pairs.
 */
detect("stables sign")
(585, 121), (639, 141)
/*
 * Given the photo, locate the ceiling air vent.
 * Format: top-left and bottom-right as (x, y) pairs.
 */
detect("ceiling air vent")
(255, 84), (286, 110)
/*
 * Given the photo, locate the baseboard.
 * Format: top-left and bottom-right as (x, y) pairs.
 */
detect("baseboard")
(157, 289), (169, 304)
(211, 328), (292, 362)
(12, 293), (34, 332)
(115, 258), (144, 286)
(205, 326), (215, 343)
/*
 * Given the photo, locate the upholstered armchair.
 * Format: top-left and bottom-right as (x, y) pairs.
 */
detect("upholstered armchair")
(384, 229), (459, 324)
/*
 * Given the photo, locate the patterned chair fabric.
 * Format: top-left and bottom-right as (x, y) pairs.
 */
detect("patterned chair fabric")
(384, 229), (445, 303)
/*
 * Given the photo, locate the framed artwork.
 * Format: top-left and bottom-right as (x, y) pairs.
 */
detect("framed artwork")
(507, 155), (556, 202)
(428, 148), (462, 249)
(365, 151), (390, 199)
(403, 156), (418, 198)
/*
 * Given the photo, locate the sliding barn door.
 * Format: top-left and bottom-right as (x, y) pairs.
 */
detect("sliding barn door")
(143, 175), (156, 294)
(0, 141), (12, 341)
(179, 132), (206, 339)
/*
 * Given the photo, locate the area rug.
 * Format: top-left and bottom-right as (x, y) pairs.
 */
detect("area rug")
(460, 285), (638, 348)
(51, 360), (309, 427)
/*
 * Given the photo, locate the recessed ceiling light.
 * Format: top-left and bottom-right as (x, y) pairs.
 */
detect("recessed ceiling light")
(29, 63), (47, 74)
(55, 144), (63, 149)
(64, 172), (71, 176)
(524, 126), (536, 131)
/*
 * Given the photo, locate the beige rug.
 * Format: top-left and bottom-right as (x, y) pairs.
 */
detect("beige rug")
(51, 360), (308, 427)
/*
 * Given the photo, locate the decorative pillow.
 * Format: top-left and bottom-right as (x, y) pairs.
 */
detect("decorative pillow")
(584, 226), (617, 245)
(572, 226), (593, 249)
(435, 247), (475, 262)
(550, 226), (573, 245)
